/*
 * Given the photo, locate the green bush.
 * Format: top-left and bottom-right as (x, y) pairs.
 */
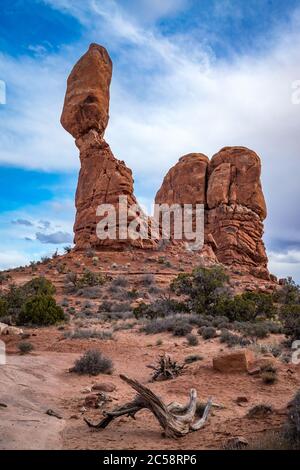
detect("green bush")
(17, 295), (65, 326)
(22, 276), (56, 296)
(171, 266), (229, 314)
(274, 277), (300, 305)
(133, 299), (187, 320)
(214, 295), (257, 322)
(241, 292), (277, 319)
(280, 304), (300, 342)
(0, 298), (8, 318)
(75, 269), (105, 289)
(18, 341), (34, 354)
(285, 390), (300, 444)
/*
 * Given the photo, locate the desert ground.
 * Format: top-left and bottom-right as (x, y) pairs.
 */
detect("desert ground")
(0, 249), (299, 450)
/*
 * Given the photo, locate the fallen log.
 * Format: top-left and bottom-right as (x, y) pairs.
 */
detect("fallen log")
(84, 374), (212, 438)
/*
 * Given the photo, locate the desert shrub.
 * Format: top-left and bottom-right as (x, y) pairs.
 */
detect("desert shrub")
(280, 304), (300, 342)
(240, 292), (277, 319)
(274, 277), (300, 305)
(64, 245), (72, 254)
(261, 369), (278, 385)
(17, 341), (34, 354)
(75, 269), (106, 289)
(60, 298), (69, 307)
(235, 322), (270, 339)
(214, 295), (257, 322)
(142, 315), (191, 336)
(141, 274), (155, 286)
(200, 326), (217, 340)
(0, 298), (8, 318)
(99, 300), (113, 312)
(133, 298), (187, 320)
(112, 275), (128, 288)
(173, 322), (193, 337)
(70, 349), (113, 375)
(171, 266), (229, 314)
(186, 333), (199, 346)
(184, 354), (203, 364)
(17, 295), (65, 326)
(219, 329), (251, 348)
(247, 404), (273, 419)
(23, 277), (56, 297)
(64, 329), (113, 340)
(76, 286), (102, 299)
(127, 288), (138, 299)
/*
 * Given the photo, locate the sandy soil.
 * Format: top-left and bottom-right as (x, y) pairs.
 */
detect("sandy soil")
(0, 250), (297, 450)
(1, 327), (299, 450)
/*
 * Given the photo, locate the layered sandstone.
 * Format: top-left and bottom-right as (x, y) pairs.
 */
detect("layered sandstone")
(155, 147), (269, 278)
(61, 44), (157, 250)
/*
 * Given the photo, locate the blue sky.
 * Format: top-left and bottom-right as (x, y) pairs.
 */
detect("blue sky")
(0, 0), (300, 280)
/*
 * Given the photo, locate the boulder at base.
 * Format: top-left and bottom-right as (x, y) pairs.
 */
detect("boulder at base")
(213, 350), (255, 373)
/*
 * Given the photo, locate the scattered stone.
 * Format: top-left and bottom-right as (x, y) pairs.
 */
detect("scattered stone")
(0, 403), (7, 408)
(80, 407), (87, 413)
(235, 396), (249, 406)
(70, 414), (79, 420)
(46, 409), (63, 420)
(0, 322), (23, 336)
(213, 350), (255, 373)
(81, 386), (92, 394)
(92, 382), (116, 393)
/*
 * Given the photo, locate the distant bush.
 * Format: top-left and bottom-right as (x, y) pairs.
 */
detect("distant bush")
(70, 349), (113, 375)
(200, 326), (217, 340)
(142, 315), (191, 336)
(141, 274), (155, 286)
(184, 354), (203, 364)
(171, 266), (229, 314)
(274, 277), (300, 305)
(186, 333), (199, 346)
(219, 329), (251, 348)
(111, 276), (128, 288)
(133, 298), (187, 320)
(0, 298), (8, 318)
(17, 295), (65, 326)
(75, 269), (106, 289)
(17, 341), (34, 354)
(64, 328), (113, 340)
(22, 277), (56, 297)
(173, 322), (193, 337)
(280, 304), (300, 342)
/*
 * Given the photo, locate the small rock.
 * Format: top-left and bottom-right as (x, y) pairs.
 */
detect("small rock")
(46, 409), (62, 419)
(81, 386), (92, 394)
(235, 396), (249, 406)
(80, 406), (87, 413)
(70, 414), (79, 420)
(248, 366), (261, 376)
(92, 382), (116, 393)
(213, 350), (255, 373)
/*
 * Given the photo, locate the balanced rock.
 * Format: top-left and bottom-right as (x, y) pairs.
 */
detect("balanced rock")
(61, 44), (158, 250)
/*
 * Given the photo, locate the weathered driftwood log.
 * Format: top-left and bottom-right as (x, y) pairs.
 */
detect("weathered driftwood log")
(84, 374), (212, 438)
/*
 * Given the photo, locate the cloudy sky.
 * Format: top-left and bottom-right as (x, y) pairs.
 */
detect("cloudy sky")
(0, 0), (299, 280)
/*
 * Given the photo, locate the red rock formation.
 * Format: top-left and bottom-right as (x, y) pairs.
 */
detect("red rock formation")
(206, 147), (269, 279)
(61, 44), (158, 250)
(155, 147), (269, 278)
